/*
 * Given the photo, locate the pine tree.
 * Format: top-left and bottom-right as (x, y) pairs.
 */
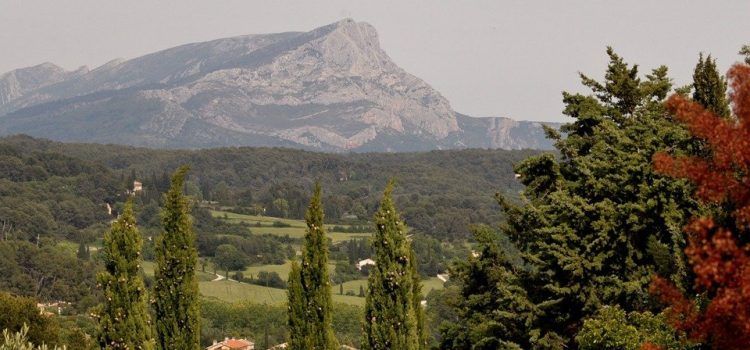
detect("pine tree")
(96, 199), (154, 350)
(692, 53), (731, 118)
(286, 183), (338, 350)
(153, 166), (200, 350)
(740, 44), (750, 65)
(362, 181), (424, 350)
(441, 49), (699, 349)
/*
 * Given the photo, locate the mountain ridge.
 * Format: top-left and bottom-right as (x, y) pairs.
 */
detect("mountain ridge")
(0, 19), (558, 152)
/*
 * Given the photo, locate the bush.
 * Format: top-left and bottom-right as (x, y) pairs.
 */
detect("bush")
(1, 325), (63, 350)
(0, 293), (59, 347)
(271, 221), (291, 228)
(248, 271), (286, 289)
(575, 305), (693, 350)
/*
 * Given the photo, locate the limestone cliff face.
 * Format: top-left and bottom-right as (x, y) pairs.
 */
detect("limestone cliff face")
(0, 62), (89, 107)
(0, 19), (554, 151)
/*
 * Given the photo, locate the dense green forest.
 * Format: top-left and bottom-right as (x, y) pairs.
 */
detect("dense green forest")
(0, 135), (535, 240)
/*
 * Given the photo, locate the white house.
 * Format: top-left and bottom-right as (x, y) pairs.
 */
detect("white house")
(437, 273), (449, 282)
(356, 258), (376, 270)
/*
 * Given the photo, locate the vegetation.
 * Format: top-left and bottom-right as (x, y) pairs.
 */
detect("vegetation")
(648, 62), (750, 349)
(363, 182), (425, 350)
(95, 200), (153, 349)
(0, 293), (59, 347)
(439, 48), (701, 349)
(3, 42), (750, 350)
(1, 326), (62, 350)
(287, 184), (338, 350)
(153, 167), (200, 350)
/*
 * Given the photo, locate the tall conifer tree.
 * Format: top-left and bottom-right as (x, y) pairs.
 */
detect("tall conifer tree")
(692, 53), (731, 118)
(287, 183), (338, 350)
(441, 48), (699, 349)
(153, 166), (200, 350)
(363, 181), (424, 350)
(96, 199), (154, 350)
(740, 45), (750, 65)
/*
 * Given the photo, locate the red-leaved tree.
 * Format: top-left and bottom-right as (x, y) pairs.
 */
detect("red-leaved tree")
(647, 62), (750, 349)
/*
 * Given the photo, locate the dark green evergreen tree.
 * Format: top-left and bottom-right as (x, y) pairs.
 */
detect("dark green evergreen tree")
(96, 199), (154, 350)
(692, 53), (730, 118)
(286, 183), (338, 350)
(76, 241), (89, 261)
(153, 166), (200, 350)
(740, 44), (750, 64)
(441, 48), (699, 349)
(438, 226), (533, 350)
(362, 182), (424, 350)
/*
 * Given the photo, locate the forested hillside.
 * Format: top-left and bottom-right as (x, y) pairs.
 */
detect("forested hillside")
(0, 135), (536, 241)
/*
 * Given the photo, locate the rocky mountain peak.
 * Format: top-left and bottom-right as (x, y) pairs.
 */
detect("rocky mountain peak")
(0, 19), (556, 152)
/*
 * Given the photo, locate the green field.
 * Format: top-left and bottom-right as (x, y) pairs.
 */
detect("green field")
(243, 261), (294, 278)
(242, 260), (339, 279)
(142, 259), (444, 307)
(200, 280), (366, 306)
(337, 277), (445, 296)
(142, 261), (216, 282)
(210, 210), (372, 242)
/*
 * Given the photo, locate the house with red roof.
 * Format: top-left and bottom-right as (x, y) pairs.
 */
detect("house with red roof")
(206, 337), (254, 350)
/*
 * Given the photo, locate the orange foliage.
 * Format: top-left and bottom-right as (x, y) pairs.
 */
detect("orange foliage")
(650, 63), (750, 349)
(640, 342), (664, 350)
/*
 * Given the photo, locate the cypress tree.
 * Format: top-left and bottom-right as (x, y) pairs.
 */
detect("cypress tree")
(287, 183), (338, 350)
(409, 249), (427, 349)
(692, 53), (730, 118)
(96, 199), (154, 350)
(153, 166), (200, 350)
(77, 241), (89, 260)
(362, 181), (424, 350)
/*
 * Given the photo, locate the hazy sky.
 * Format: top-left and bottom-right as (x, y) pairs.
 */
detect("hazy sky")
(1, 1), (748, 122)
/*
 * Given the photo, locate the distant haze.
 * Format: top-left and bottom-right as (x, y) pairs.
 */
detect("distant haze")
(1, 0), (748, 122)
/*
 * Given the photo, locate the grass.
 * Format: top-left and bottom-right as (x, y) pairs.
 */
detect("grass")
(200, 280), (365, 306)
(142, 261), (216, 282)
(335, 277), (445, 297)
(243, 261), (293, 278)
(210, 210), (372, 242)
(143, 260), (367, 306)
(200, 280), (288, 304)
(57, 240), (101, 256)
(242, 260), (339, 279)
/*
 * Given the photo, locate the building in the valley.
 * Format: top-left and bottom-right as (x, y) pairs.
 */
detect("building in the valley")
(356, 258), (376, 271)
(206, 338), (254, 350)
(133, 181), (143, 193)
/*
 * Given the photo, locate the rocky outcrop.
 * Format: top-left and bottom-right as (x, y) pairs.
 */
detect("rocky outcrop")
(0, 19), (555, 151)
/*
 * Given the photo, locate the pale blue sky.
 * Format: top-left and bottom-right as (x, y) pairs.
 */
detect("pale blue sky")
(1, 0), (748, 122)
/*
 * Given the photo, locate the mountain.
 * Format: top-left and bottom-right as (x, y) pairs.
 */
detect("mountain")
(0, 19), (558, 152)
